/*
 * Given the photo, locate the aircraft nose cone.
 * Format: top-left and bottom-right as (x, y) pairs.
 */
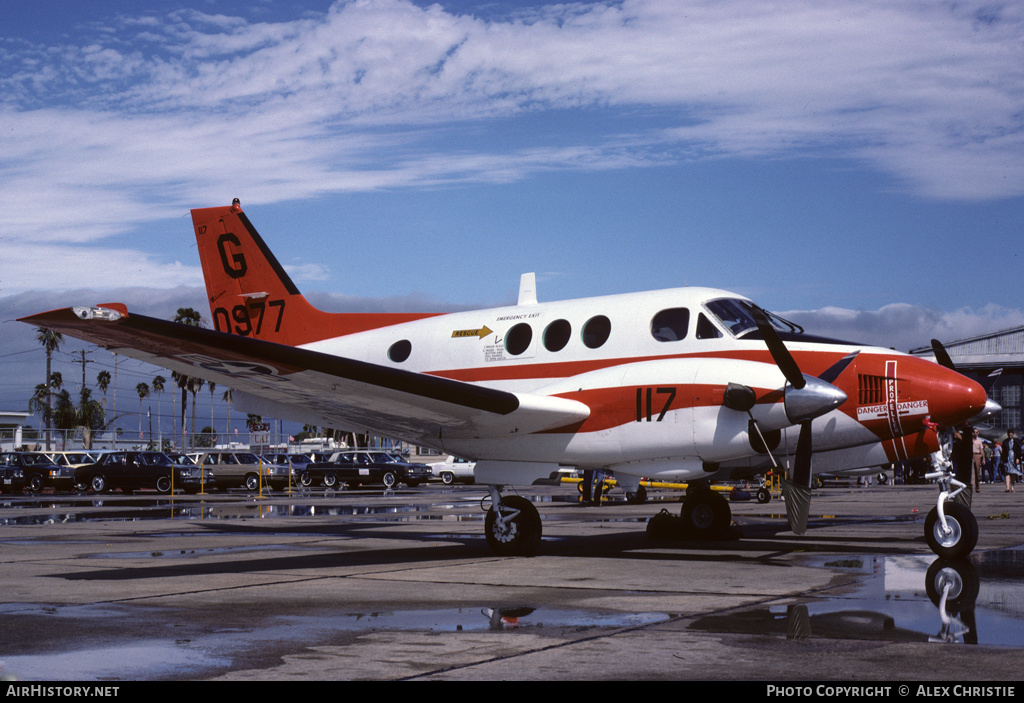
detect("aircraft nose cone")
(926, 367), (989, 427)
(785, 375), (848, 424)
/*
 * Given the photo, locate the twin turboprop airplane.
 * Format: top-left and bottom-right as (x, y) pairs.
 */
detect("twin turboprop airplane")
(20, 200), (996, 558)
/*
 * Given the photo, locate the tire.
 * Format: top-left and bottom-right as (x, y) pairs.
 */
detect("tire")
(925, 558), (979, 609)
(681, 491), (731, 538)
(485, 495), (542, 556)
(441, 472), (454, 485)
(245, 474), (260, 491)
(27, 474), (44, 493)
(382, 471), (397, 489)
(323, 473), (337, 488)
(625, 485), (648, 505)
(925, 501), (978, 559)
(156, 475), (172, 494)
(756, 487), (771, 504)
(299, 472), (312, 487)
(90, 474), (107, 494)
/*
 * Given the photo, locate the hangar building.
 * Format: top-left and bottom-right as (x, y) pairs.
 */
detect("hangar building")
(910, 326), (1024, 433)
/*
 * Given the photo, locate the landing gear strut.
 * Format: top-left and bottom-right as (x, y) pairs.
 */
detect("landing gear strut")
(484, 487), (542, 556)
(923, 466), (978, 559)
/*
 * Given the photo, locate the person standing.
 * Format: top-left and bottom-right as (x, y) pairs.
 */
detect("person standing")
(1003, 430), (1021, 493)
(972, 428), (984, 491)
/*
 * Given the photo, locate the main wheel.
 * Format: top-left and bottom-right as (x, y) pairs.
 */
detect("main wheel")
(382, 471), (397, 489)
(681, 491), (731, 538)
(925, 501), (978, 559)
(441, 471), (455, 485)
(485, 495), (542, 556)
(756, 487), (771, 504)
(244, 474), (260, 491)
(625, 485), (648, 505)
(323, 473), (337, 488)
(90, 474), (107, 493)
(299, 471), (312, 487)
(27, 474), (44, 492)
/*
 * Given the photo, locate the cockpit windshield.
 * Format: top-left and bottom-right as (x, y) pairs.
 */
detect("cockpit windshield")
(704, 298), (803, 338)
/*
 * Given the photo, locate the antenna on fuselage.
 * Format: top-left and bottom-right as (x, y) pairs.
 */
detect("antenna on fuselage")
(518, 272), (537, 306)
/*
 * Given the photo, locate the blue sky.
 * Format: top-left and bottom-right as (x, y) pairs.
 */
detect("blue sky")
(2, 0), (1023, 436)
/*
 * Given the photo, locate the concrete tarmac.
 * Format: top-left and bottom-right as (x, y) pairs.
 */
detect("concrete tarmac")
(1, 481), (1023, 682)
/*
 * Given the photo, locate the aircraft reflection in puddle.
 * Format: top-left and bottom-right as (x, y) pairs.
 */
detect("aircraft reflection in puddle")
(691, 548), (1024, 646)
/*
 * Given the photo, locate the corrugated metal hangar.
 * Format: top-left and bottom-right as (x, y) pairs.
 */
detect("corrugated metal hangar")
(911, 326), (1024, 433)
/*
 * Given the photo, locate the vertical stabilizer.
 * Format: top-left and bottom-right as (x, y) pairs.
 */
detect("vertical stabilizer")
(191, 201), (438, 346)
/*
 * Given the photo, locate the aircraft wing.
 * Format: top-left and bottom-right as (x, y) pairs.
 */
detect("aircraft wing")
(19, 306), (590, 445)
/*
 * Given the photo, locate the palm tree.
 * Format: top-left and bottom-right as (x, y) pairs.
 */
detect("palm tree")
(152, 375), (166, 443)
(222, 389), (234, 441)
(136, 382), (150, 439)
(208, 381), (217, 447)
(172, 308), (205, 447)
(96, 370), (111, 405)
(35, 328), (64, 450)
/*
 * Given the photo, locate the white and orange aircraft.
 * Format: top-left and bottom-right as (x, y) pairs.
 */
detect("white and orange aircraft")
(20, 200), (998, 558)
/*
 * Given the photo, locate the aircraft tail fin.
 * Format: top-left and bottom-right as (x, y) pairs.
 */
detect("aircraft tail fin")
(191, 201), (437, 346)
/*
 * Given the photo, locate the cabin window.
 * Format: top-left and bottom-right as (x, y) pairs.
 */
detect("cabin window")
(696, 313), (722, 339)
(505, 323), (533, 356)
(582, 315), (611, 349)
(388, 339), (412, 363)
(651, 308), (690, 342)
(543, 319), (572, 352)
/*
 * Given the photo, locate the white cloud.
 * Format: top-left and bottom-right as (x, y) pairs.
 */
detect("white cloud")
(0, 0), (1021, 294)
(784, 303), (1024, 353)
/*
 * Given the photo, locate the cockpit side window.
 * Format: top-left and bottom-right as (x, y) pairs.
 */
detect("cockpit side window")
(704, 299), (759, 337)
(651, 308), (690, 342)
(696, 313), (722, 339)
(704, 298), (804, 338)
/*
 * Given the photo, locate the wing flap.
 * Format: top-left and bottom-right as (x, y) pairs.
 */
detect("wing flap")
(19, 306), (589, 444)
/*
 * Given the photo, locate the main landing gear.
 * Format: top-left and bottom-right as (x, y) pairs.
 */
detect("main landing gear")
(645, 482), (736, 542)
(484, 487), (542, 556)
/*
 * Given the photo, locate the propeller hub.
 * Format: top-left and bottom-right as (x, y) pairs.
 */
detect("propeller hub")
(785, 374), (847, 424)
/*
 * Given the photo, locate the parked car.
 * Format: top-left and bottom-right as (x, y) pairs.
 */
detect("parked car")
(74, 451), (214, 494)
(188, 451), (292, 491)
(302, 450), (432, 488)
(0, 456), (28, 494)
(429, 456), (476, 484)
(263, 453), (314, 471)
(0, 452), (75, 492)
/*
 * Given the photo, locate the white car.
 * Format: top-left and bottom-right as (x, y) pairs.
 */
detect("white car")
(430, 456), (476, 485)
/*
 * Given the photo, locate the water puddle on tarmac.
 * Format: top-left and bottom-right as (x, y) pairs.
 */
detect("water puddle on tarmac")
(0, 604), (668, 681)
(690, 546), (1024, 646)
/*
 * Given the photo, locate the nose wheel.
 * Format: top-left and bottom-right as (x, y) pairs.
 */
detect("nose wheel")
(923, 466), (979, 559)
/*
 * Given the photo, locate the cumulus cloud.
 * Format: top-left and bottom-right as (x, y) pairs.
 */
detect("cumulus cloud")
(0, 0), (1020, 249)
(784, 303), (1024, 353)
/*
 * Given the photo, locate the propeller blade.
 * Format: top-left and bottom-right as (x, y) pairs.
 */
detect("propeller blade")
(793, 420), (813, 488)
(752, 307), (805, 390)
(930, 339), (956, 371)
(818, 351), (859, 384)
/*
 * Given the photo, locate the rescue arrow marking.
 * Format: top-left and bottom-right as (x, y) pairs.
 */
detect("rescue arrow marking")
(452, 326), (493, 339)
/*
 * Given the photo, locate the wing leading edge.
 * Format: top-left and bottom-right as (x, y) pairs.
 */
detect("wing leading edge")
(19, 305), (590, 446)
